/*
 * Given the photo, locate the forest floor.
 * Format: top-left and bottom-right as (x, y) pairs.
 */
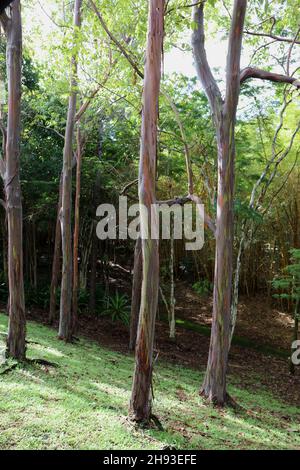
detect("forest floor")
(0, 306), (300, 450)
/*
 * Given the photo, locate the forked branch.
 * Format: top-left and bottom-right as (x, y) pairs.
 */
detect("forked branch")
(191, 2), (223, 122)
(240, 67), (300, 88)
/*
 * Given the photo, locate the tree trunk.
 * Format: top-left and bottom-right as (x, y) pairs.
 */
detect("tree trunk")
(89, 221), (98, 314)
(129, 0), (164, 423)
(58, 0), (82, 341)
(230, 228), (246, 344)
(31, 220), (37, 290)
(4, 0), (26, 360)
(79, 221), (93, 290)
(72, 125), (82, 333)
(49, 173), (62, 324)
(192, 0), (247, 405)
(89, 171), (101, 314)
(169, 215), (175, 339)
(129, 237), (142, 351)
(1, 213), (8, 283)
(290, 298), (299, 375)
(201, 123), (235, 404)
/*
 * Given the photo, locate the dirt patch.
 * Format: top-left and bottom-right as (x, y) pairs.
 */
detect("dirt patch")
(173, 282), (294, 351)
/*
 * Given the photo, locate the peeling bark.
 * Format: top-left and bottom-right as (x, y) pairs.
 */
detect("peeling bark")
(129, 0), (164, 423)
(1, 0), (26, 360)
(129, 237), (142, 352)
(193, 0), (247, 405)
(72, 124), (83, 334)
(49, 173), (62, 324)
(58, 0), (82, 341)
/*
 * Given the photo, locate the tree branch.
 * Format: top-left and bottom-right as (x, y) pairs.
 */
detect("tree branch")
(75, 56), (118, 122)
(162, 90), (194, 194)
(240, 67), (300, 88)
(157, 194), (216, 236)
(191, 1), (223, 123)
(0, 198), (6, 210)
(120, 178), (138, 195)
(244, 30), (300, 45)
(225, 0), (247, 113)
(75, 86), (100, 122)
(166, 1), (202, 15)
(0, 9), (10, 32)
(89, 0), (144, 79)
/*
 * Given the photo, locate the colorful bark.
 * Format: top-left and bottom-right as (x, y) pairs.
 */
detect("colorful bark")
(129, 237), (142, 351)
(59, 0), (82, 341)
(129, 0), (164, 422)
(3, 0), (26, 359)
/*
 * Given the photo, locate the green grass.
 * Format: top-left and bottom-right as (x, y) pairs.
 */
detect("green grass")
(0, 313), (299, 450)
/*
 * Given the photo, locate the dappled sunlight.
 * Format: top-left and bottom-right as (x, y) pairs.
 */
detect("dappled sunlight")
(90, 381), (130, 400)
(29, 343), (66, 358)
(1, 314), (300, 450)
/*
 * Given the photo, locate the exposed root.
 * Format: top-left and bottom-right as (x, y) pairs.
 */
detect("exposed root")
(128, 411), (163, 431)
(200, 388), (242, 411)
(225, 393), (243, 411)
(149, 413), (164, 431)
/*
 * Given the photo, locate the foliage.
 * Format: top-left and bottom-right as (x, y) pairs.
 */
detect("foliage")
(272, 249), (300, 304)
(192, 279), (213, 297)
(101, 292), (130, 325)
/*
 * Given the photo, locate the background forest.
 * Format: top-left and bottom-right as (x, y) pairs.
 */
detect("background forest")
(0, 0), (300, 451)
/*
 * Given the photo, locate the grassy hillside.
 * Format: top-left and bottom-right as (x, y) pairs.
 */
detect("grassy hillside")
(0, 313), (299, 450)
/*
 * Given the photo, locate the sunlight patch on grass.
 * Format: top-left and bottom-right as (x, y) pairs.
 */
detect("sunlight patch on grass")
(0, 313), (299, 450)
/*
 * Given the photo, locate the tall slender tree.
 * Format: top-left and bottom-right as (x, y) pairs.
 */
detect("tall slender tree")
(59, 0), (82, 341)
(0, 0), (26, 360)
(129, 0), (164, 423)
(72, 123), (83, 332)
(192, 0), (300, 405)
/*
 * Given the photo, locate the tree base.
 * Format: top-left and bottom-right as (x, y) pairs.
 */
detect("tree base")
(129, 411), (163, 430)
(200, 388), (240, 409)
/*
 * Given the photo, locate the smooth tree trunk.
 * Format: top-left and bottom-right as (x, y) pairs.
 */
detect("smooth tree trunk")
(191, 0), (300, 404)
(59, 0), (82, 341)
(230, 229), (245, 343)
(201, 119), (236, 404)
(49, 173), (63, 324)
(89, 171), (101, 313)
(72, 125), (82, 333)
(192, 0), (247, 405)
(89, 221), (98, 313)
(129, 0), (164, 423)
(169, 215), (175, 339)
(290, 298), (299, 375)
(31, 220), (37, 289)
(1, 214), (8, 283)
(129, 237), (142, 351)
(2, 1), (26, 359)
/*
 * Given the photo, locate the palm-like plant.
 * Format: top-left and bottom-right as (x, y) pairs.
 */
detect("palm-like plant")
(101, 292), (130, 326)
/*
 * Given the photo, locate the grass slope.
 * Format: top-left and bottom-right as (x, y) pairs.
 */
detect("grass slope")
(0, 313), (299, 450)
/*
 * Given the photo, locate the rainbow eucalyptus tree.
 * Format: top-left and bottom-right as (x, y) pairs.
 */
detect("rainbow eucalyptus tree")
(129, 0), (164, 423)
(192, 0), (300, 405)
(59, 0), (82, 341)
(0, 0), (26, 360)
